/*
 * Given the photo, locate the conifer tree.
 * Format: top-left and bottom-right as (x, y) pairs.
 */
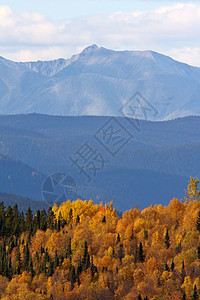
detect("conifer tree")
(182, 292), (186, 300)
(47, 259), (54, 277)
(66, 237), (72, 258)
(116, 233), (120, 245)
(164, 228), (170, 249)
(102, 216), (106, 223)
(164, 263), (169, 271)
(192, 284), (198, 300)
(70, 265), (76, 290)
(137, 294), (142, 300)
(40, 209), (47, 231)
(54, 250), (59, 268)
(198, 246), (200, 259)
(23, 243), (30, 271)
(76, 215), (80, 224)
(181, 261), (186, 284)
(196, 211), (200, 233)
(138, 242), (145, 263)
(170, 260), (175, 271)
(25, 207), (33, 234)
(69, 208), (73, 223)
(47, 207), (55, 230)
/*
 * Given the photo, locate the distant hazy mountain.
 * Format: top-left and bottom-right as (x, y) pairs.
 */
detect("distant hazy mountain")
(0, 153), (45, 200)
(0, 45), (200, 120)
(0, 114), (199, 210)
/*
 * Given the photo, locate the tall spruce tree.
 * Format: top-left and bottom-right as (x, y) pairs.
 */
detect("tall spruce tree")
(164, 228), (170, 249)
(138, 242), (145, 263)
(192, 284), (198, 300)
(196, 211), (200, 233)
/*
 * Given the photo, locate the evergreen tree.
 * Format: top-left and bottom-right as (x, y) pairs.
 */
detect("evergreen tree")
(40, 209), (47, 231)
(164, 228), (170, 249)
(192, 284), (198, 300)
(13, 204), (20, 236)
(137, 294), (142, 300)
(28, 256), (34, 278)
(33, 210), (40, 234)
(164, 263), (169, 271)
(181, 261), (186, 284)
(170, 260), (175, 271)
(102, 216), (106, 223)
(138, 242), (145, 263)
(143, 297), (148, 300)
(54, 250), (59, 268)
(19, 212), (25, 232)
(70, 265), (76, 290)
(76, 215), (80, 224)
(76, 260), (82, 278)
(182, 291), (186, 300)
(23, 243), (30, 271)
(196, 211), (200, 233)
(47, 259), (54, 277)
(198, 246), (200, 259)
(116, 233), (120, 245)
(82, 241), (88, 265)
(47, 207), (55, 230)
(25, 207), (33, 234)
(5, 206), (13, 236)
(66, 237), (72, 258)
(69, 208), (73, 223)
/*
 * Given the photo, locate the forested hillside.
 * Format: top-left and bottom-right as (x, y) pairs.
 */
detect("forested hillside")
(0, 178), (200, 299)
(1, 114), (200, 210)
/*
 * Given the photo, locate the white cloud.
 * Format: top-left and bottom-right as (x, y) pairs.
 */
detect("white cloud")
(0, 3), (200, 66)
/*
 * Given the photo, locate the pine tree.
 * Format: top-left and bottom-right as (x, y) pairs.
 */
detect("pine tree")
(102, 216), (106, 223)
(182, 291), (186, 300)
(66, 237), (72, 258)
(116, 233), (120, 245)
(70, 265), (76, 290)
(40, 209), (47, 231)
(138, 242), (145, 263)
(164, 263), (169, 271)
(23, 243), (30, 271)
(137, 294), (142, 300)
(54, 250), (59, 268)
(143, 297), (148, 300)
(164, 228), (170, 249)
(76, 260), (82, 278)
(192, 284), (198, 300)
(5, 206), (13, 236)
(47, 259), (54, 277)
(47, 207), (55, 230)
(198, 246), (200, 259)
(25, 207), (33, 234)
(76, 215), (80, 224)
(170, 260), (175, 271)
(181, 261), (186, 284)
(196, 211), (200, 233)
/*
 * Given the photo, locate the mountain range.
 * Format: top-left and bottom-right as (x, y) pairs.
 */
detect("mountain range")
(0, 114), (199, 211)
(0, 45), (200, 120)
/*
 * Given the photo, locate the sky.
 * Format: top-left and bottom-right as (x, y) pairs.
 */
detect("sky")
(0, 0), (199, 66)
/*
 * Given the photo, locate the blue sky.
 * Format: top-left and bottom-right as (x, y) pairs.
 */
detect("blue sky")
(1, 0), (173, 21)
(0, 0), (199, 66)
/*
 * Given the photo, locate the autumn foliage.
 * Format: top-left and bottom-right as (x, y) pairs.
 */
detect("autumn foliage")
(0, 179), (200, 299)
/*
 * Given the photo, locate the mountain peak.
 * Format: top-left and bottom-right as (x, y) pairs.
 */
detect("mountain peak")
(81, 44), (99, 54)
